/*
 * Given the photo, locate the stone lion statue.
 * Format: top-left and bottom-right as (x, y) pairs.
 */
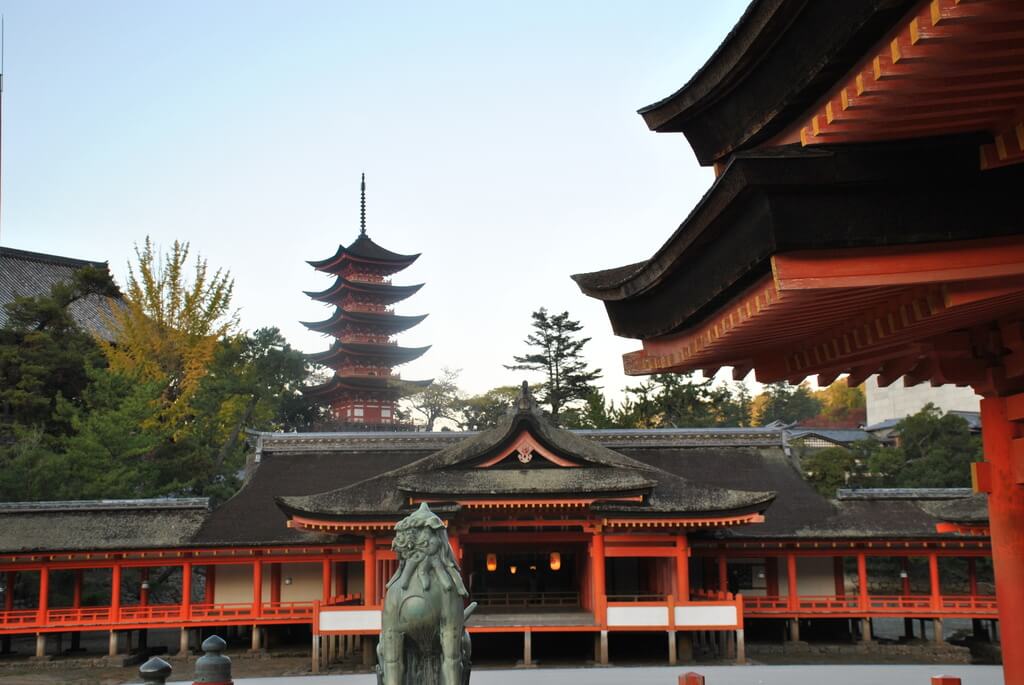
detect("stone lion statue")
(377, 502), (476, 685)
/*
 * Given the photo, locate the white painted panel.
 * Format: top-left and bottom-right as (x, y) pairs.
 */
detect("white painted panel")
(320, 609), (382, 632)
(674, 605), (737, 627)
(606, 605), (669, 627)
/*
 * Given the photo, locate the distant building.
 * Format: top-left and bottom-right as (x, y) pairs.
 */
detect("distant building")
(865, 375), (980, 427)
(0, 247), (122, 340)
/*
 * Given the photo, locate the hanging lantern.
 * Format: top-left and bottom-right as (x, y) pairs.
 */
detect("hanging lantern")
(509, 565), (518, 575)
(486, 553), (497, 572)
(549, 551), (561, 571)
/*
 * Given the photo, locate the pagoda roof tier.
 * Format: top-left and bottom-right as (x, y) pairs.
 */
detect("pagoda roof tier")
(307, 341), (431, 367)
(301, 309), (428, 335)
(302, 375), (432, 398)
(573, 138), (1024, 341)
(308, 234), (419, 275)
(304, 277), (424, 305)
(638, 0), (919, 164)
(278, 383), (774, 521)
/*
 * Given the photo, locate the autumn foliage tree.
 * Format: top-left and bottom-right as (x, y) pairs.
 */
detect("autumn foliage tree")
(99, 238), (236, 436)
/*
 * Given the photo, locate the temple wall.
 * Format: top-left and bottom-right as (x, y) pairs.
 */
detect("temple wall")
(212, 564), (253, 604)
(281, 563), (321, 602)
(779, 557), (835, 596)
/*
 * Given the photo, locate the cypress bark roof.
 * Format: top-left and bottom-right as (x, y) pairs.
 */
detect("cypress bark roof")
(308, 235), (419, 273)
(302, 375), (432, 397)
(0, 247), (124, 341)
(277, 384), (775, 521)
(301, 309), (428, 335)
(0, 499), (209, 553)
(307, 341), (431, 367)
(638, 0), (918, 163)
(304, 277), (423, 305)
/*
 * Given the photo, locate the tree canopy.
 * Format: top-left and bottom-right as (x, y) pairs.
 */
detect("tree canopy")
(506, 308), (602, 421)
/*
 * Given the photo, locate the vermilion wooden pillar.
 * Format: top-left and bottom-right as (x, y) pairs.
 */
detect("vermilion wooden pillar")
(901, 558), (912, 596)
(110, 564), (121, 619)
(675, 535), (690, 601)
(3, 572), (13, 612)
(785, 554), (798, 609)
(928, 553), (941, 610)
(591, 529), (606, 624)
(765, 557), (779, 597)
(717, 556), (728, 593)
(72, 570), (83, 609)
(37, 567), (49, 623)
(252, 561), (262, 617)
(363, 537), (377, 605)
(139, 568), (149, 606)
(856, 554), (868, 611)
(979, 396), (1024, 685)
(968, 558), (978, 597)
(181, 562), (192, 619)
(833, 557), (845, 596)
(321, 559), (331, 604)
(204, 565), (215, 604)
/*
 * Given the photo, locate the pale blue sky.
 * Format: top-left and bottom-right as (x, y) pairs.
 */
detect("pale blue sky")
(1, 1), (749, 399)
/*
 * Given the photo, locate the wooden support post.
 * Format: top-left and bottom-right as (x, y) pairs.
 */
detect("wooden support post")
(72, 570), (83, 609)
(857, 553), (868, 611)
(904, 617), (915, 639)
(33, 634), (45, 658)
(111, 563), (121, 621)
(591, 528), (606, 624)
(736, 629), (746, 664)
(786, 554), (798, 610)
(789, 619), (800, 642)
(326, 630), (334, 664)
(181, 561), (192, 620)
(968, 558), (978, 597)
(362, 636), (375, 667)
(861, 617), (873, 642)
(678, 632), (693, 661)
(37, 566), (48, 624)
(933, 618), (944, 644)
(252, 560), (262, 617)
(597, 629), (608, 665)
(204, 565), (215, 604)
(108, 630), (120, 657)
(312, 634), (320, 674)
(322, 559), (331, 604)
(833, 557), (844, 596)
(765, 557), (779, 597)
(139, 568), (149, 606)
(901, 558), (911, 596)
(363, 537), (377, 605)
(675, 535), (690, 601)
(251, 625), (262, 652)
(178, 628), (190, 656)
(668, 630), (677, 665)
(523, 630), (532, 666)
(717, 556), (728, 593)
(928, 553), (941, 611)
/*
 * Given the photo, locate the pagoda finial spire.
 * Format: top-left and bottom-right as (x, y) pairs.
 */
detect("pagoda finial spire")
(360, 173), (367, 236)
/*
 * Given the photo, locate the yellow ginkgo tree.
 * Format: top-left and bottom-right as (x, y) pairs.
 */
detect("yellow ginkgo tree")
(100, 237), (237, 437)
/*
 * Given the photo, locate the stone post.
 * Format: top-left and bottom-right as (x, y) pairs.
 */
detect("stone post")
(139, 656), (172, 684)
(193, 635), (232, 684)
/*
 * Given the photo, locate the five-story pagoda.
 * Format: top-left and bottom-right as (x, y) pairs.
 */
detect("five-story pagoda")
(303, 175), (430, 427)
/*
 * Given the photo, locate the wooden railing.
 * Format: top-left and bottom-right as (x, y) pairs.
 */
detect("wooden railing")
(473, 591), (580, 608)
(606, 593), (667, 602)
(0, 601), (318, 633)
(743, 594), (998, 617)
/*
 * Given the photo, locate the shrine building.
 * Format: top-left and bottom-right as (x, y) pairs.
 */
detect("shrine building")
(0, 385), (995, 667)
(573, 0), (1022, 680)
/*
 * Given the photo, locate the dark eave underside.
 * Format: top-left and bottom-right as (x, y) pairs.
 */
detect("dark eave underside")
(308, 342), (431, 366)
(304, 278), (423, 304)
(573, 137), (1024, 339)
(301, 310), (428, 334)
(639, 0), (918, 164)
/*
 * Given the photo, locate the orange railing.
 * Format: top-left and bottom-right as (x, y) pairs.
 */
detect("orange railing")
(743, 594), (998, 617)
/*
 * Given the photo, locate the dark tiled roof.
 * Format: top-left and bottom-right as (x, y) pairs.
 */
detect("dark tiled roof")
(278, 385), (775, 521)
(0, 247), (123, 340)
(787, 428), (870, 444)
(0, 499), (209, 553)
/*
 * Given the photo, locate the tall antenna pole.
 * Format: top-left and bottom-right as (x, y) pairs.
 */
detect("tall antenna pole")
(359, 172), (366, 235)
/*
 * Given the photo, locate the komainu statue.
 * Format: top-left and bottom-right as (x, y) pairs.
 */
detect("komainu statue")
(377, 502), (476, 685)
